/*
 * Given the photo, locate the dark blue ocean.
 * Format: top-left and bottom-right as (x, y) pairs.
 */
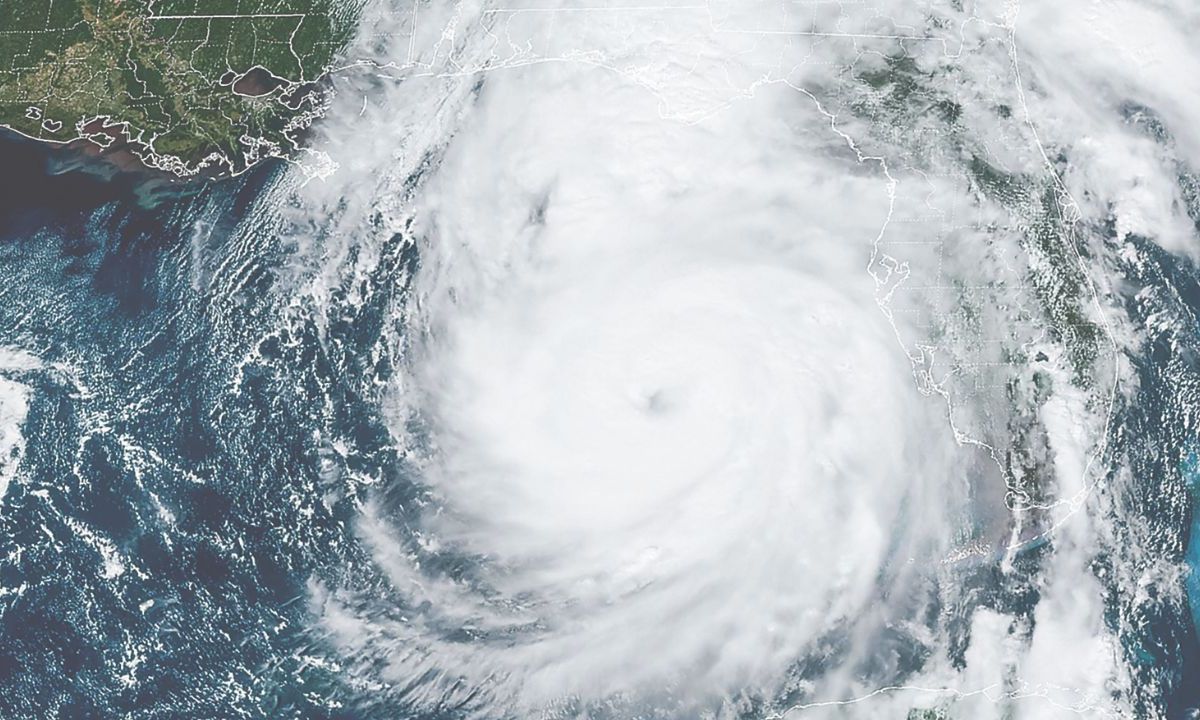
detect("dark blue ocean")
(0, 133), (426, 718)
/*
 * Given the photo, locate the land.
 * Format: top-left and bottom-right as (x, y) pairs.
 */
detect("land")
(0, 0), (362, 177)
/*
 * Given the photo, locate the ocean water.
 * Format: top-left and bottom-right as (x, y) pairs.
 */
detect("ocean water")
(0, 136), (366, 717)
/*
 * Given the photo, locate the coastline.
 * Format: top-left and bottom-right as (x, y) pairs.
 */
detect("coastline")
(0, 126), (210, 214)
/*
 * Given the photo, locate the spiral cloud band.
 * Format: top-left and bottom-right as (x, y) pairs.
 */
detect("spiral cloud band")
(292, 0), (1198, 717)
(302, 12), (989, 715)
(398, 66), (967, 707)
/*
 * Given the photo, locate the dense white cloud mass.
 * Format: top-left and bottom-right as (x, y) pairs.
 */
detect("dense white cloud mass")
(279, 0), (1200, 717)
(0, 378), (29, 510)
(378, 64), (971, 708)
(0, 347), (39, 512)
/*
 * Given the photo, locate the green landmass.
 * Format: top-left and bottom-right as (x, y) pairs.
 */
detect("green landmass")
(0, 0), (363, 176)
(966, 155), (1101, 387)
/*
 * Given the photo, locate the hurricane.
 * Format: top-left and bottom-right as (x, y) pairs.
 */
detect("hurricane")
(313, 56), (980, 714)
(3, 1), (1200, 719)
